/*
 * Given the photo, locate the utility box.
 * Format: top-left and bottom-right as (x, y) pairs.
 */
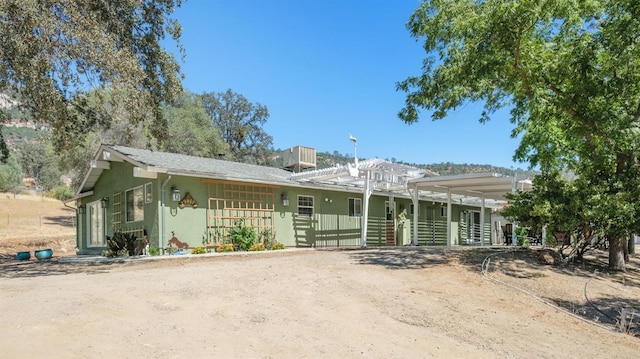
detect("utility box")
(283, 146), (316, 172)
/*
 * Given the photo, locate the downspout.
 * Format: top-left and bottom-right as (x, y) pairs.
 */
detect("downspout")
(63, 201), (80, 253)
(161, 175), (172, 254)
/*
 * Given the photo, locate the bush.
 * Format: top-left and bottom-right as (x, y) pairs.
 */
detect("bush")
(105, 232), (136, 257)
(271, 242), (285, 250)
(47, 185), (73, 201)
(191, 246), (206, 254)
(216, 243), (234, 252)
(260, 228), (276, 249)
(228, 219), (257, 251)
(149, 247), (160, 256)
(249, 243), (265, 251)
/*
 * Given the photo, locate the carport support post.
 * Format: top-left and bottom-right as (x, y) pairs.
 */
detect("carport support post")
(480, 195), (485, 246)
(411, 185), (419, 246)
(361, 170), (372, 248)
(446, 190), (452, 246)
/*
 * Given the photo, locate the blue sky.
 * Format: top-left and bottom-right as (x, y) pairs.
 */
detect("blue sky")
(170, 0), (526, 169)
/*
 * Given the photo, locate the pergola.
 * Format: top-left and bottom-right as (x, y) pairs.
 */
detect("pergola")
(292, 161), (533, 247)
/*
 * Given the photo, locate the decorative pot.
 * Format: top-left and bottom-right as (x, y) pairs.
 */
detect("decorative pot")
(16, 251), (31, 260)
(34, 248), (53, 260)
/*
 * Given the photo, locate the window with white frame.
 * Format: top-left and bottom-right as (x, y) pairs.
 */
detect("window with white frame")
(440, 206), (447, 218)
(125, 185), (144, 222)
(348, 197), (362, 217)
(297, 195), (314, 217)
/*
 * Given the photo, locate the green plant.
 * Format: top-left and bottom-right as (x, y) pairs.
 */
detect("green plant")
(228, 219), (257, 251)
(271, 241), (285, 250)
(249, 243), (265, 251)
(216, 243), (234, 252)
(105, 232), (137, 257)
(260, 228), (276, 249)
(149, 247), (160, 256)
(191, 246), (206, 254)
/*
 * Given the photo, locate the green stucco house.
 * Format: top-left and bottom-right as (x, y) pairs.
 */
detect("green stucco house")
(70, 144), (524, 255)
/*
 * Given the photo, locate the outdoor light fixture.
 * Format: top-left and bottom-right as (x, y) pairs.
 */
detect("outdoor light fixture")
(171, 186), (181, 202)
(78, 206), (85, 215)
(100, 197), (108, 208)
(281, 192), (289, 207)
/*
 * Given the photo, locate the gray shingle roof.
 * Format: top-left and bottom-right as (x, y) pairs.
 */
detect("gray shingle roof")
(109, 145), (295, 185)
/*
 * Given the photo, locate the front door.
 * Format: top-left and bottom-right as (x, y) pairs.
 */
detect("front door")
(466, 210), (481, 243)
(87, 200), (106, 247)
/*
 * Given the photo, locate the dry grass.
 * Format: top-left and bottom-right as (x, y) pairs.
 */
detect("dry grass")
(0, 192), (76, 257)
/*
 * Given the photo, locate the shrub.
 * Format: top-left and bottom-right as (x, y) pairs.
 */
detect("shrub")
(228, 219), (257, 251)
(149, 247), (160, 256)
(249, 243), (265, 251)
(271, 242), (285, 250)
(216, 243), (234, 252)
(191, 246), (206, 254)
(105, 232), (136, 257)
(260, 228), (276, 249)
(47, 185), (73, 201)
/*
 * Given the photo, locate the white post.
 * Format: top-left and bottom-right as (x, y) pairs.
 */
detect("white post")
(446, 190), (452, 246)
(411, 185), (419, 246)
(360, 171), (372, 248)
(480, 195), (485, 246)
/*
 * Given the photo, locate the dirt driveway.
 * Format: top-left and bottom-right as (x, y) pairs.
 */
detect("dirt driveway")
(0, 247), (638, 358)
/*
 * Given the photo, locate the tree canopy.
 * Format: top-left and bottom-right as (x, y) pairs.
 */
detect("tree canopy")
(200, 89), (274, 165)
(0, 0), (184, 157)
(398, 0), (640, 270)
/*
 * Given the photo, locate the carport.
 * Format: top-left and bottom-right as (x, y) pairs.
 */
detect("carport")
(407, 173), (533, 246)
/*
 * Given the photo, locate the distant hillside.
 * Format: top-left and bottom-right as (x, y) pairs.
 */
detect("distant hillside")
(275, 148), (537, 178)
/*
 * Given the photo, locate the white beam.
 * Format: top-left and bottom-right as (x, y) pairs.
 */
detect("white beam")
(90, 160), (110, 170)
(133, 167), (158, 179)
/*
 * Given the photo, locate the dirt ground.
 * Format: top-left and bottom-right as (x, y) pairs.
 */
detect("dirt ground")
(1, 196), (639, 358)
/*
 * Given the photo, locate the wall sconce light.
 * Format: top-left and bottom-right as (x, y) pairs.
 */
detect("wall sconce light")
(101, 197), (109, 208)
(281, 192), (289, 207)
(324, 197), (332, 203)
(171, 185), (181, 202)
(78, 206), (85, 215)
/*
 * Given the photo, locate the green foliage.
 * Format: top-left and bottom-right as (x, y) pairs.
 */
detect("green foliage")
(271, 242), (285, 250)
(13, 139), (61, 191)
(0, 0), (184, 155)
(228, 219), (257, 251)
(260, 228), (276, 250)
(200, 90), (274, 165)
(399, 0), (640, 270)
(105, 232), (137, 257)
(191, 246), (206, 254)
(160, 92), (230, 158)
(47, 185), (73, 201)
(149, 247), (160, 256)
(0, 153), (23, 191)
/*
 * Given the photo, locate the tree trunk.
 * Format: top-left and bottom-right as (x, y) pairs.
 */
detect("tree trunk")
(608, 236), (626, 271)
(629, 235), (636, 256)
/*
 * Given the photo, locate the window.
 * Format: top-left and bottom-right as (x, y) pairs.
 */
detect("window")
(297, 195), (314, 217)
(348, 198), (362, 217)
(145, 182), (153, 203)
(440, 206), (447, 218)
(126, 186), (144, 222)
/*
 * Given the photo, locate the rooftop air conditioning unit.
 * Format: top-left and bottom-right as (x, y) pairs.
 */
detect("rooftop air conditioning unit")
(283, 146), (316, 172)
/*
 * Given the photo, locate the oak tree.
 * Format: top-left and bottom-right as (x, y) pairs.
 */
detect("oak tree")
(398, 0), (640, 270)
(0, 0), (184, 157)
